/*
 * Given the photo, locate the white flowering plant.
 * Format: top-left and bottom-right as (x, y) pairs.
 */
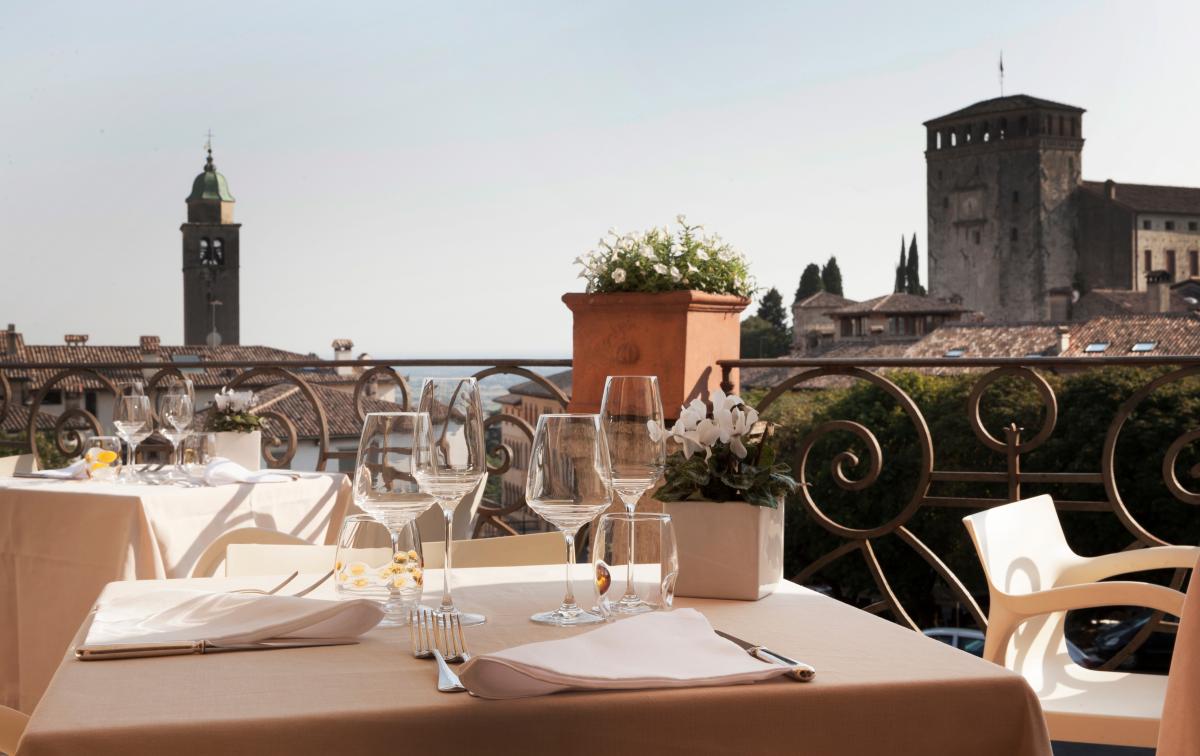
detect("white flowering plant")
(575, 216), (754, 297)
(207, 388), (263, 433)
(651, 389), (797, 508)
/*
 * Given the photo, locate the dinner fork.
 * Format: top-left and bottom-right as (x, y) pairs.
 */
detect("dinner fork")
(410, 608), (468, 693)
(438, 611), (472, 664)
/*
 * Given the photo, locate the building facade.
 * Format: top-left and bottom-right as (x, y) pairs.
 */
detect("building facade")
(182, 146), (240, 346)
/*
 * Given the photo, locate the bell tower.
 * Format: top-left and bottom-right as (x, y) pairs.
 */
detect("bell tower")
(181, 138), (240, 345)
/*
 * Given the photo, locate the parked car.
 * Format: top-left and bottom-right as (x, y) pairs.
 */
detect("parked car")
(923, 628), (1102, 667)
(1091, 611), (1176, 672)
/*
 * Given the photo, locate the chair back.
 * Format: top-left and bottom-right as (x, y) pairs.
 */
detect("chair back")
(225, 544), (338, 577)
(0, 454), (37, 476)
(963, 494), (1079, 596)
(1157, 557), (1200, 756)
(422, 531), (563, 569)
(190, 527), (309, 577)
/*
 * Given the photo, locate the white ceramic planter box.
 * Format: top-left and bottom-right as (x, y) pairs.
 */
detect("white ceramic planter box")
(662, 498), (784, 600)
(213, 430), (262, 470)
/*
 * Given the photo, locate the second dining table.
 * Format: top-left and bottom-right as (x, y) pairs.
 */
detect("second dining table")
(19, 565), (1052, 756)
(0, 472), (351, 713)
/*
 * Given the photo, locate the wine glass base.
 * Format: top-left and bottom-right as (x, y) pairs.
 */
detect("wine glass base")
(530, 607), (604, 626)
(610, 595), (655, 615)
(426, 607), (487, 627)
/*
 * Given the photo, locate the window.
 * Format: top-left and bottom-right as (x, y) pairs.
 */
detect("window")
(1145, 250), (1153, 271)
(943, 196), (950, 209)
(944, 348), (965, 358)
(1190, 221), (1198, 231)
(1191, 250), (1199, 277)
(1167, 250), (1177, 278)
(1131, 342), (1157, 353)
(211, 239), (224, 265)
(973, 230), (981, 244)
(935, 132), (942, 150)
(1071, 118), (1078, 137)
(1166, 221), (1176, 231)
(198, 238), (210, 263)
(999, 118), (1008, 138)
(1019, 115), (1029, 135)
(1143, 219), (1153, 230)
(1010, 228), (1018, 241)
(1012, 191), (1019, 205)
(1085, 342), (1110, 353)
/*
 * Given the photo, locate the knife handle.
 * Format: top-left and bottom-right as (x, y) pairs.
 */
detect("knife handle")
(750, 647), (816, 681)
(76, 641), (205, 660)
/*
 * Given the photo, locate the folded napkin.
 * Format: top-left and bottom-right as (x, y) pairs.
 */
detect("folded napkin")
(77, 588), (383, 658)
(458, 609), (795, 699)
(27, 459), (88, 479)
(204, 458), (296, 486)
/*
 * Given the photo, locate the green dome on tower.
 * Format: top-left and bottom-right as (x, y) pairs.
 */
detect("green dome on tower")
(187, 148), (235, 203)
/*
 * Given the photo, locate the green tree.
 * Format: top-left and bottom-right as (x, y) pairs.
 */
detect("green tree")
(757, 287), (788, 331)
(894, 236), (907, 294)
(794, 263), (823, 303)
(740, 316), (790, 358)
(905, 234), (926, 296)
(821, 256), (844, 296)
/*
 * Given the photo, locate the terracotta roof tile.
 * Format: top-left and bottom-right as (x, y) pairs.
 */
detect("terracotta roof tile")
(1061, 314), (1200, 356)
(830, 293), (972, 316)
(794, 291), (857, 309)
(1080, 181), (1200, 216)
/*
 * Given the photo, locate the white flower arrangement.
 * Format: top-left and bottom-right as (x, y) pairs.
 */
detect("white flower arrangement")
(214, 388), (256, 413)
(648, 388), (759, 460)
(207, 388), (263, 434)
(575, 216), (755, 297)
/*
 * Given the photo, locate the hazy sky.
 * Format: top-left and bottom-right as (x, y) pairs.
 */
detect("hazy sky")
(3, 1), (1197, 357)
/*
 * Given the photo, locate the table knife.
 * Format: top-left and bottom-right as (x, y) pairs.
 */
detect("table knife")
(715, 630), (816, 681)
(75, 638), (351, 661)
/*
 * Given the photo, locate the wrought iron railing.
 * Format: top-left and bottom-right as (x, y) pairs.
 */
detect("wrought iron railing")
(0, 358), (571, 536)
(720, 355), (1200, 671)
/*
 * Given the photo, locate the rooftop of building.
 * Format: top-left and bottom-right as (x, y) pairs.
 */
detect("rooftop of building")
(1060, 313), (1200, 357)
(497, 369), (573, 404)
(1080, 180), (1200, 216)
(924, 94), (1085, 126)
(829, 292), (972, 317)
(187, 148), (235, 203)
(793, 291), (857, 310)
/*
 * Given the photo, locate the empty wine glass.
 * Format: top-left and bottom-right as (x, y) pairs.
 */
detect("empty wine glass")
(112, 394), (152, 483)
(525, 413), (614, 625)
(353, 412), (438, 626)
(159, 393), (193, 471)
(415, 377), (488, 626)
(600, 375), (666, 614)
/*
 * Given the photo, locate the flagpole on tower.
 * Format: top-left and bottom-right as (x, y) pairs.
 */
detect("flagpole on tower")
(999, 52), (1005, 96)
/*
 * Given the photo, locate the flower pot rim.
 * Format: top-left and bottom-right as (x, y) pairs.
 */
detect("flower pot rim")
(562, 290), (751, 313)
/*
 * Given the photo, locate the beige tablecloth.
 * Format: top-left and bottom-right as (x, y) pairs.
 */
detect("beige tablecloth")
(0, 473), (351, 713)
(19, 566), (1051, 756)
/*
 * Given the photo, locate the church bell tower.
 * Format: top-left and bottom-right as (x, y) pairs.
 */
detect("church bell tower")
(181, 140), (240, 345)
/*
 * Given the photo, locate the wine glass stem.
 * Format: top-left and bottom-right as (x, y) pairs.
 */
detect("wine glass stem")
(621, 493), (640, 602)
(439, 505), (454, 612)
(562, 529), (577, 608)
(389, 527), (402, 603)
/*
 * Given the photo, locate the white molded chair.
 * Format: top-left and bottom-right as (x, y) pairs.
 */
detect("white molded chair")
(0, 454), (37, 476)
(0, 704), (28, 756)
(1157, 552), (1200, 756)
(963, 494), (1200, 748)
(215, 531), (566, 577)
(190, 527), (309, 578)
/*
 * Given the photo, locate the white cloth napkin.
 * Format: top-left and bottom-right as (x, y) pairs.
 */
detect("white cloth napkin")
(204, 458), (295, 486)
(79, 589), (383, 652)
(458, 608), (795, 699)
(32, 459), (87, 479)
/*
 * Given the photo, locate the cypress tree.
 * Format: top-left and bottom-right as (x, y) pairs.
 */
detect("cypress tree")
(821, 256), (844, 296)
(795, 263), (823, 302)
(894, 236), (907, 294)
(757, 287), (788, 332)
(905, 234), (925, 295)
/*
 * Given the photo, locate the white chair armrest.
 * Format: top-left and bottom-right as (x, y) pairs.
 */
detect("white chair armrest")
(1060, 545), (1200, 585)
(1008, 579), (1185, 619)
(0, 704), (29, 755)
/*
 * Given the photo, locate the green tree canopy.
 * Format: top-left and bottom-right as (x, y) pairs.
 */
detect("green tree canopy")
(795, 263), (823, 303)
(757, 287), (789, 331)
(821, 256), (844, 296)
(739, 315), (791, 358)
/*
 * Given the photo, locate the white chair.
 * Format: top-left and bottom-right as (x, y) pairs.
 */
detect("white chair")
(0, 704), (28, 756)
(225, 544), (338, 576)
(963, 494), (1200, 748)
(421, 531), (563, 569)
(190, 527), (309, 578)
(0, 454), (36, 476)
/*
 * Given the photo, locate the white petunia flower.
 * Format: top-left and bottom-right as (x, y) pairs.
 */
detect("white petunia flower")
(653, 263), (669, 275)
(611, 268), (626, 283)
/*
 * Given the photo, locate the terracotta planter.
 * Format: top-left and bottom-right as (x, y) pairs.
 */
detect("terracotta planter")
(661, 498), (784, 600)
(562, 291), (749, 419)
(213, 430), (261, 470)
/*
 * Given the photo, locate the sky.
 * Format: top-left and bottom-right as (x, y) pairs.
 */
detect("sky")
(3, 1), (1198, 357)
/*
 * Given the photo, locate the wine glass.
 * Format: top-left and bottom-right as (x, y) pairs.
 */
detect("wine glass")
(599, 375), (666, 614)
(415, 377), (488, 626)
(525, 413), (614, 625)
(159, 393), (193, 471)
(112, 394), (152, 483)
(353, 412), (438, 626)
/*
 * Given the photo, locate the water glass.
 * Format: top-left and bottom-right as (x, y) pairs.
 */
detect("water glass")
(335, 514), (424, 621)
(181, 432), (216, 476)
(82, 436), (123, 482)
(593, 512), (678, 617)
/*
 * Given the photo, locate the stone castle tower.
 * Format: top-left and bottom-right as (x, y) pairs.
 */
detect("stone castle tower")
(925, 95), (1084, 321)
(181, 144), (240, 345)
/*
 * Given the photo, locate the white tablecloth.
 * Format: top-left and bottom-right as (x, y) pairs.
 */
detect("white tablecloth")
(0, 473), (351, 712)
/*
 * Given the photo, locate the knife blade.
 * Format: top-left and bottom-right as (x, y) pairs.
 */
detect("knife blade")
(715, 629), (816, 681)
(75, 637), (352, 661)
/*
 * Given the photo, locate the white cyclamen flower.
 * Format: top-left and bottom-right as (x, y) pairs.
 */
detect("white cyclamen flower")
(611, 268), (627, 284)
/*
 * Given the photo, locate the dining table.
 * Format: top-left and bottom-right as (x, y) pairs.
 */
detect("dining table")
(0, 472), (352, 713)
(18, 565), (1052, 756)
